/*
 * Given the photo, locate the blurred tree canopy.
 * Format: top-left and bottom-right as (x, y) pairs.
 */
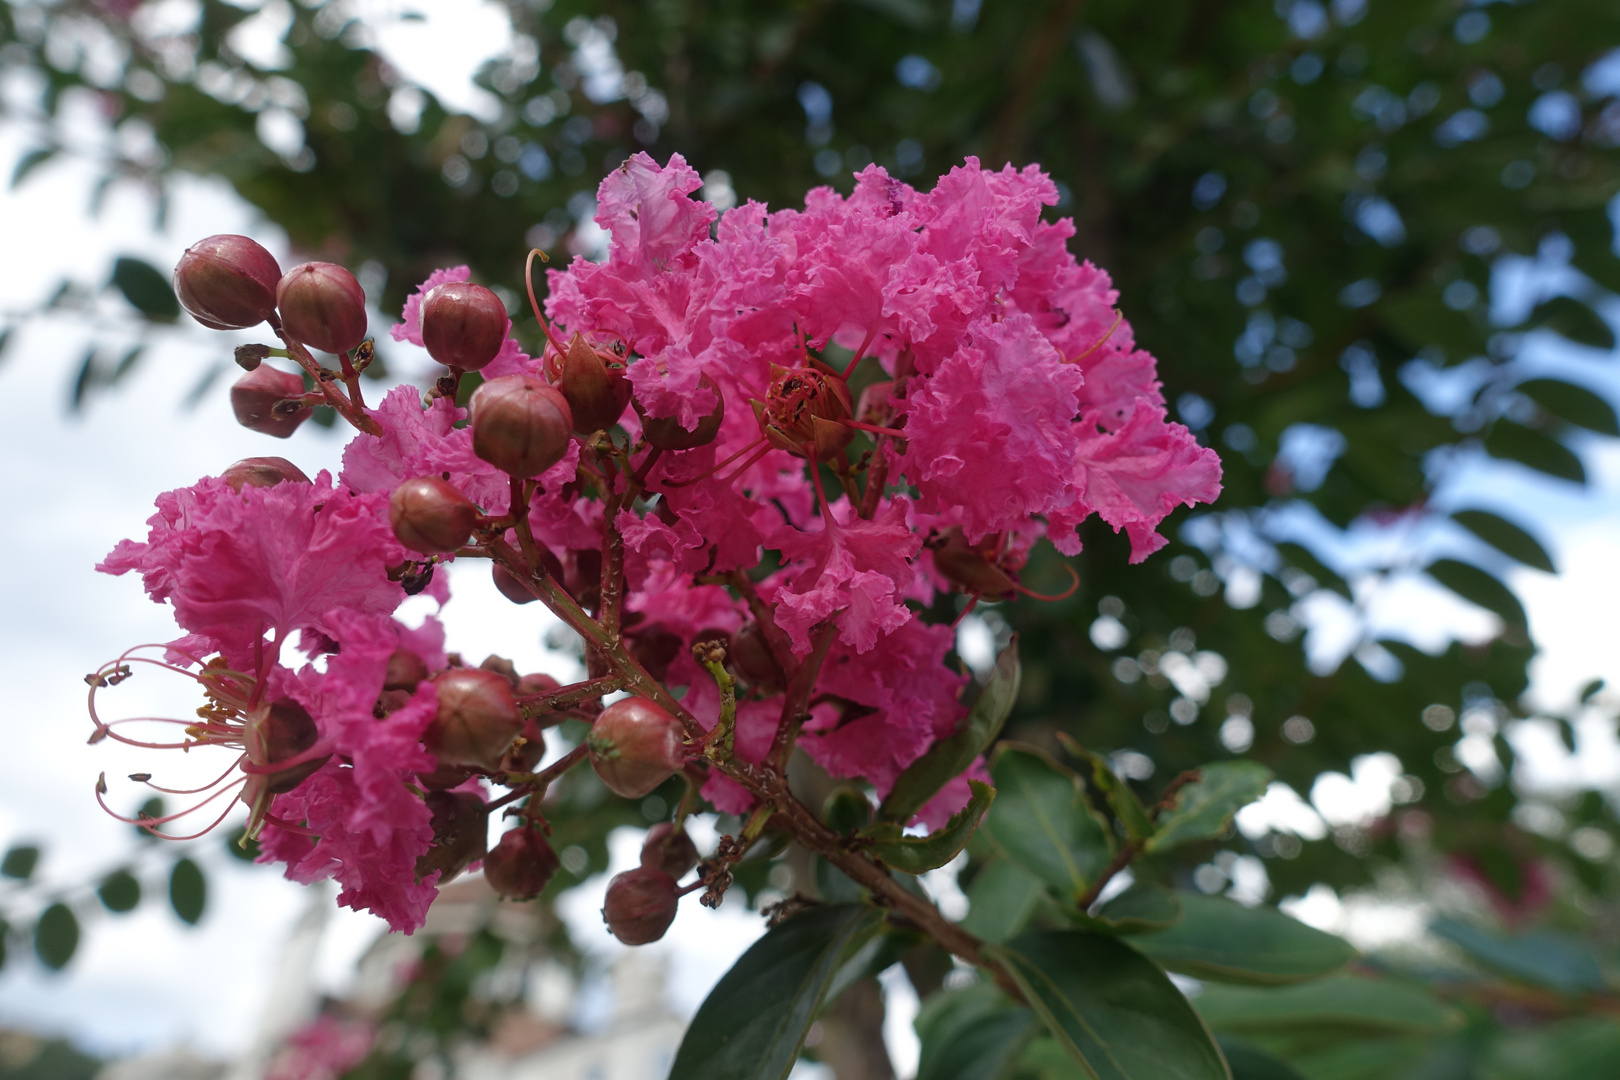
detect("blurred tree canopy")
(4, 0), (1620, 1076)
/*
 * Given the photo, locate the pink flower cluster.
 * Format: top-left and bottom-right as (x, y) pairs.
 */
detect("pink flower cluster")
(97, 154), (1218, 932)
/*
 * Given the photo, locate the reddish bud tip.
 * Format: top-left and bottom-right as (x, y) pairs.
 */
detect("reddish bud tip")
(484, 824), (560, 899)
(601, 867), (679, 945)
(426, 667), (522, 771)
(587, 697), (685, 799)
(389, 476), (478, 554)
(640, 822), (699, 879)
(276, 262), (368, 355)
(231, 364), (311, 438)
(382, 648), (429, 692)
(173, 234), (282, 330)
(415, 790), (488, 883)
(469, 376), (574, 478)
(222, 456), (311, 491)
(635, 375), (725, 451)
(421, 281), (509, 371)
(559, 333), (632, 435)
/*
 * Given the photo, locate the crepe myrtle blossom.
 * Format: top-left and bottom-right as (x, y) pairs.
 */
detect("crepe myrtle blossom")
(92, 154), (1218, 936)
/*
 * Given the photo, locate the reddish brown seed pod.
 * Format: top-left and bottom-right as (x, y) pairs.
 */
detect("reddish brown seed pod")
(415, 790), (488, 883)
(586, 697), (686, 798)
(222, 456), (311, 492)
(389, 476), (478, 554)
(640, 822), (699, 880)
(425, 667), (522, 771)
(173, 234), (282, 330)
(276, 262), (368, 355)
(635, 374), (725, 451)
(558, 332), (632, 435)
(469, 375), (574, 478)
(601, 866), (679, 945)
(491, 546), (565, 605)
(483, 824), (561, 899)
(421, 281), (509, 371)
(230, 364), (311, 439)
(382, 649), (430, 692)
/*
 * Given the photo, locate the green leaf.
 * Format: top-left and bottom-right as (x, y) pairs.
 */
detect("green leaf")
(224, 825), (261, 862)
(1, 845), (40, 881)
(97, 870), (142, 914)
(110, 257), (181, 321)
(915, 982), (1036, 1080)
(881, 638), (1020, 822)
(34, 904), (79, 971)
(1379, 291), (1481, 360)
(1484, 420), (1584, 485)
(10, 146), (58, 188)
(1516, 377), (1620, 437)
(1450, 510), (1556, 573)
(1132, 894), (1356, 985)
(985, 744), (1114, 899)
(0, 918), (7, 971)
(1525, 295), (1616, 350)
(962, 860), (1047, 944)
(1486, 1017), (1620, 1080)
(1074, 882), (1183, 935)
(860, 780), (994, 874)
(668, 903), (883, 1080)
(1215, 1038), (1307, 1080)
(987, 930), (1230, 1080)
(1146, 763), (1271, 854)
(69, 346), (100, 412)
(1193, 975), (1460, 1036)
(1058, 734), (1154, 842)
(1429, 917), (1607, 997)
(169, 857), (206, 925)
(1425, 558), (1527, 628)
(1274, 542), (1352, 600)
(133, 797), (165, 842)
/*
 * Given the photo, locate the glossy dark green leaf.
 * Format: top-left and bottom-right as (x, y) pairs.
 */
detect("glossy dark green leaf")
(1425, 558), (1527, 629)
(1450, 510), (1556, 573)
(168, 857), (206, 925)
(1146, 763), (1271, 854)
(915, 982), (1035, 1080)
(1058, 734), (1154, 842)
(1, 844), (40, 881)
(1517, 377), (1620, 437)
(1193, 975), (1460, 1036)
(985, 744), (1114, 899)
(881, 638), (1019, 823)
(988, 930), (1229, 1080)
(34, 904), (79, 971)
(860, 780), (993, 874)
(962, 859), (1046, 944)
(1074, 882), (1183, 935)
(1484, 420), (1585, 485)
(1215, 1038), (1306, 1080)
(668, 904), (882, 1080)
(97, 870), (142, 914)
(1430, 917), (1607, 997)
(110, 256), (181, 320)
(1132, 894), (1356, 985)
(1525, 295), (1616, 350)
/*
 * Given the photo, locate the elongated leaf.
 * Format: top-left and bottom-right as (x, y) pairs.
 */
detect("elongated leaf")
(169, 857), (206, 925)
(1146, 763), (1271, 853)
(861, 780), (994, 873)
(110, 256), (181, 320)
(10, 146), (57, 188)
(1074, 882), (1183, 935)
(916, 982), (1036, 1080)
(1275, 542), (1353, 600)
(1425, 558), (1527, 628)
(1517, 377), (1620, 436)
(669, 903), (883, 1080)
(963, 859), (1047, 944)
(97, 869), (142, 914)
(1450, 510), (1555, 573)
(1, 845), (40, 881)
(1487, 1017), (1620, 1080)
(1132, 894), (1355, 985)
(882, 638), (1019, 822)
(1215, 1038), (1307, 1080)
(1430, 917), (1607, 997)
(34, 904), (79, 971)
(1484, 420), (1584, 484)
(1193, 975), (1459, 1036)
(1526, 295), (1615, 350)
(988, 930), (1230, 1080)
(985, 744), (1114, 899)
(1058, 734), (1154, 842)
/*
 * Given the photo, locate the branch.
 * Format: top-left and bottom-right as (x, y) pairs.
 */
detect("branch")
(769, 620), (837, 771)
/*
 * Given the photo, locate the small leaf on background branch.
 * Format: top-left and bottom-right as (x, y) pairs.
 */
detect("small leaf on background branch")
(169, 857), (206, 925)
(34, 904), (79, 971)
(1450, 509), (1556, 573)
(1516, 377), (1620, 437)
(1484, 420), (1585, 485)
(860, 780), (994, 873)
(986, 930), (1230, 1080)
(1131, 893), (1357, 985)
(110, 256), (181, 321)
(668, 903), (883, 1080)
(881, 638), (1019, 823)
(1424, 558), (1527, 629)
(1146, 762), (1271, 853)
(97, 869), (142, 914)
(985, 744), (1114, 899)
(1058, 733), (1154, 842)
(10, 146), (58, 188)
(1, 845), (40, 881)
(1073, 881), (1183, 935)
(1524, 295), (1616, 351)
(1192, 974), (1461, 1036)
(1429, 916), (1607, 997)
(914, 981), (1035, 1080)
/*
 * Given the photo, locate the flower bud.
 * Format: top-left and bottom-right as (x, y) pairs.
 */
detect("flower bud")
(635, 375), (724, 451)
(491, 547), (564, 604)
(470, 376), (574, 478)
(246, 698), (332, 795)
(587, 697), (685, 799)
(479, 654), (520, 688)
(484, 823), (560, 899)
(222, 456), (311, 492)
(276, 262), (368, 355)
(930, 527), (1018, 600)
(559, 333), (632, 435)
(628, 624), (683, 683)
(235, 343), (271, 371)
(640, 822), (699, 879)
(173, 234), (282, 330)
(231, 364), (311, 438)
(389, 476), (478, 554)
(421, 281), (509, 371)
(415, 790), (488, 883)
(515, 672), (561, 697)
(417, 761), (475, 790)
(382, 648), (429, 692)
(754, 364), (854, 461)
(601, 867), (679, 945)
(426, 668), (523, 771)
(567, 549), (603, 611)
(499, 718), (546, 774)
(731, 621), (785, 691)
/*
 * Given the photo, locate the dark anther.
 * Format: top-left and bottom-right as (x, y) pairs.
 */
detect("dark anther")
(400, 562), (436, 596)
(129, 772), (152, 782)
